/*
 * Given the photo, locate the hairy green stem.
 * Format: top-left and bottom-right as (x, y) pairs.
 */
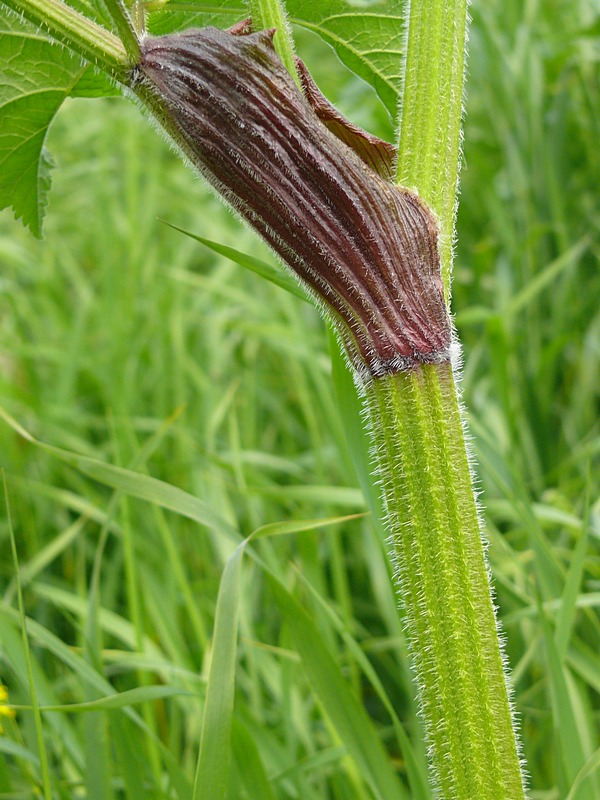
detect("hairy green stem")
(246, 0), (299, 86)
(243, 0), (525, 794)
(396, 0), (468, 297)
(374, 1), (527, 796)
(102, 0), (141, 62)
(2, 0), (130, 79)
(363, 364), (525, 797)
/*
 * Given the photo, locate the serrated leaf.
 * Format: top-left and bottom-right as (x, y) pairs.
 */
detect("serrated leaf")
(0, 11), (120, 235)
(288, 0), (402, 117)
(148, 0), (402, 117)
(0, 26), (76, 234)
(71, 65), (122, 97)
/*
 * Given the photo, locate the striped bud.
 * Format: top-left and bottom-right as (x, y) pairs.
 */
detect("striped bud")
(135, 26), (452, 378)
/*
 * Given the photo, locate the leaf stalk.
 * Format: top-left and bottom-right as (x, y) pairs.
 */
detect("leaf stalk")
(102, 0), (141, 62)
(396, 0), (468, 298)
(2, 0), (130, 79)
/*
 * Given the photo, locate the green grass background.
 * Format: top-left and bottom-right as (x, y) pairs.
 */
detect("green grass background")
(1, 0), (599, 797)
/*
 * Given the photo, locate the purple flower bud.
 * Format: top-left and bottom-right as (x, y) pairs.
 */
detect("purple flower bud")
(135, 26), (451, 378)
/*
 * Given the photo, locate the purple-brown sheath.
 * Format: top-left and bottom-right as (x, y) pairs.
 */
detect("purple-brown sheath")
(132, 25), (452, 379)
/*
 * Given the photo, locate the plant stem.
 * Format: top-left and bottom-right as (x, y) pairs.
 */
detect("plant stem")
(246, 0), (299, 86)
(367, 0), (527, 796)
(241, 0), (525, 793)
(3, 0), (130, 79)
(11, 0), (524, 789)
(363, 363), (525, 798)
(102, 0), (141, 62)
(396, 0), (468, 297)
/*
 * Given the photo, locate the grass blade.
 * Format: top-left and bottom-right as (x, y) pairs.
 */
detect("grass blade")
(232, 719), (277, 800)
(0, 606), (193, 799)
(268, 573), (408, 800)
(193, 512), (360, 799)
(3, 473), (53, 800)
(193, 545), (243, 800)
(16, 686), (192, 713)
(566, 747), (600, 800)
(293, 565), (431, 799)
(537, 590), (588, 790)
(163, 220), (312, 303)
(555, 480), (593, 661)
(0, 405), (240, 541)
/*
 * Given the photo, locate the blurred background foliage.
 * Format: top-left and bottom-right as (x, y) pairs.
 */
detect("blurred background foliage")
(0, 0), (599, 797)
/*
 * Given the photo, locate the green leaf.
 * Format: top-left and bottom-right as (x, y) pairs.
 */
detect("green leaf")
(0, 739), (40, 767)
(554, 511), (590, 661)
(0, 18), (75, 235)
(249, 512), (364, 540)
(294, 564), (431, 798)
(566, 748), (600, 800)
(149, 0), (402, 117)
(537, 592), (587, 790)
(71, 66), (122, 98)
(193, 545), (243, 800)
(231, 720), (276, 800)
(0, 11), (119, 235)
(148, 0), (246, 37)
(0, 606), (193, 799)
(4, 475), (54, 800)
(59, 451), (239, 540)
